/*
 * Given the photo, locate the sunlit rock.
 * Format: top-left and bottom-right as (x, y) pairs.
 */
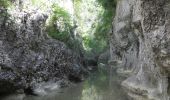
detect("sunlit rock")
(110, 0), (170, 99)
(0, 0), (85, 94)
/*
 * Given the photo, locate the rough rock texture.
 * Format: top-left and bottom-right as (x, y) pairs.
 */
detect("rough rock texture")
(110, 0), (170, 99)
(0, 5), (85, 94)
(98, 50), (110, 64)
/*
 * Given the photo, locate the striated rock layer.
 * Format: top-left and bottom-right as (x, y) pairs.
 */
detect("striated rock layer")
(110, 0), (170, 99)
(0, 3), (85, 94)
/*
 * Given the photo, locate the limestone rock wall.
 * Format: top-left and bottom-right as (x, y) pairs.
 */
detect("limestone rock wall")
(110, 0), (170, 99)
(0, 1), (85, 94)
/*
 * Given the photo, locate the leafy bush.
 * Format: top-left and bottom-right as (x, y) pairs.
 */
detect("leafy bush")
(0, 0), (12, 19)
(83, 35), (107, 57)
(95, 0), (117, 40)
(46, 4), (72, 44)
(72, 0), (117, 57)
(0, 0), (12, 8)
(82, 0), (117, 57)
(46, 0), (117, 58)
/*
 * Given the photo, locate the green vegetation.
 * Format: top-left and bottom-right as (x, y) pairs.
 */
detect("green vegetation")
(0, 0), (12, 8)
(45, 0), (116, 58)
(72, 0), (117, 57)
(0, 0), (117, 55)
(83, 35), (107, 57)
(73, 0), (81, 19)
(95, 0), (117, 40)
(46, 4), (72, 45)
(0, 0), (117, 59)
(0, 0), (12, 18)
(46, 3), (83, 53)
(30, 0), (50, 11)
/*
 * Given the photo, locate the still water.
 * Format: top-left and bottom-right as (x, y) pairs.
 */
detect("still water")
(0, 66), (128, 100)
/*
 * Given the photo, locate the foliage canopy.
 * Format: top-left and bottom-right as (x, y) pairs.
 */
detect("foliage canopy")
(0, 0), (12, 8)
(46, 4), (72, 44)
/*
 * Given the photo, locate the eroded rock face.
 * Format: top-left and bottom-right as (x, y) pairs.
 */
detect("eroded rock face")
(110, 0), (170, 99)
(0, 5), (85, 94)
(98, 50), (110, 64)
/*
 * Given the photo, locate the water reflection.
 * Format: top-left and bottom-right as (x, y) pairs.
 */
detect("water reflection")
(0, 65), (128, 100)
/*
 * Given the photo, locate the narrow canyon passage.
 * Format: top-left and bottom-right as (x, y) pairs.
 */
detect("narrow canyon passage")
(0, 0), (170, 100)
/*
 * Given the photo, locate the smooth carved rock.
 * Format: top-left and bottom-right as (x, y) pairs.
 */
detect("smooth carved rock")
(110, 0), (170, 99)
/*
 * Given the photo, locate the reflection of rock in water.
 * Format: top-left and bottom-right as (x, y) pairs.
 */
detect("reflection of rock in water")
(0, 94), (25, 100)
(81, 64), (128, 100)
(0, 65), (129, 100)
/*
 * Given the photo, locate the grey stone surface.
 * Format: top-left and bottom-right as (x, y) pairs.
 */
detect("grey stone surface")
(98, 49), (110, 64)
(0, 5), (85, 94)
(110, 0), (170, 99)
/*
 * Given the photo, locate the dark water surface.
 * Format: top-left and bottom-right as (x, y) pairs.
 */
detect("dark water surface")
(0, 65), (128, 100)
